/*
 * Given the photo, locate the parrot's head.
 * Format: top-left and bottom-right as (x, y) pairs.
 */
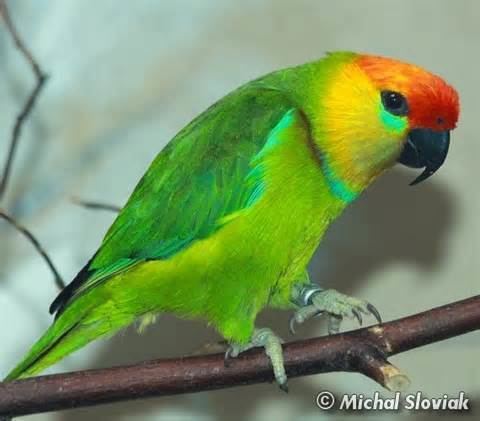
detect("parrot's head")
(316, 52), (459, 201)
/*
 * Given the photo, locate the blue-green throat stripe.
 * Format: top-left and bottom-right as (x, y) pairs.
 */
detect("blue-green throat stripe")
(321, 158), (358, 203)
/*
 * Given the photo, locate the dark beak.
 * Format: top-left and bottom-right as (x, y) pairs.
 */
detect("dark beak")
(398, 128), (450, 185)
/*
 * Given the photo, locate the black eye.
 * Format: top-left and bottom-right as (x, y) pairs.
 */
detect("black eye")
(381, 91), (409, 116)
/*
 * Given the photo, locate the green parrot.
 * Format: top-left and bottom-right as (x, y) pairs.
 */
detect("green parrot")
(5, 51), (459, 390)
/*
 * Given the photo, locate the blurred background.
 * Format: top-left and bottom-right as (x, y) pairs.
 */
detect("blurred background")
(0, 0), (478, 420)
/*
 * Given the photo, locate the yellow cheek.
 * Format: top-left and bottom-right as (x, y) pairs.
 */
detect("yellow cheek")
(324, 63), (385, 149)
(318, 62), (406, 185)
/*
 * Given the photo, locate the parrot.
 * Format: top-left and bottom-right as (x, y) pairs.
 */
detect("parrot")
(4, 51), (459, 390)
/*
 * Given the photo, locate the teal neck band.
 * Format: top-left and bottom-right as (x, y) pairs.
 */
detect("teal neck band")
(305, 127), (359, 204)
(321, 158), (358, 203)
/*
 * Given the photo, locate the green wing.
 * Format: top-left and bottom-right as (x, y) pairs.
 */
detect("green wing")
(51, 84), (302, 314)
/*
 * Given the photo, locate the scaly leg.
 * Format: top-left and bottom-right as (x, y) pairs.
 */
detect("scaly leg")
(224, 327), (288, 392)
(289, 282), (382, 335)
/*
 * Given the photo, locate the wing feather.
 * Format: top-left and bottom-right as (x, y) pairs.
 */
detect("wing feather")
(50, 84), (300, 314)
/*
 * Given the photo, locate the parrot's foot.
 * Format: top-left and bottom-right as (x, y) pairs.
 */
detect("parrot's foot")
(224, 327), (288, 392)
(290, 285), (382, 335)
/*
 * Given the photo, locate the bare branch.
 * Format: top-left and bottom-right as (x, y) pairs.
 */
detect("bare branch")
(70, 197), (121, 213)
(0, 210), (64, 290)
(0, 0), (48, 200)
(353, 346), (410, 391)
(0, 294), (478, 417)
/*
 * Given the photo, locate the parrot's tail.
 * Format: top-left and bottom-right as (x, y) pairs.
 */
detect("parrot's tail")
(4, 292), (136, 381)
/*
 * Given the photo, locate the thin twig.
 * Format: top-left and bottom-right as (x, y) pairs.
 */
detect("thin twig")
(0, 0), (48, 200)
(70, 197), (121, 213)
(0, 294), (478, 417)
(0, 210), (64, 290)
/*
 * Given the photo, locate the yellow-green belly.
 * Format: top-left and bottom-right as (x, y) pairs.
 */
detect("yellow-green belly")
(104, 133), (346, 344)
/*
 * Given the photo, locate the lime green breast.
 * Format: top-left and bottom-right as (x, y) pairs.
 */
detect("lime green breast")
(239, 118), (346, 308)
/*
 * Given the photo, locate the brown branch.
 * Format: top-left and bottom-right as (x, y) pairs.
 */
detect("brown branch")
(0, 295), (478, 417)
(0, 0), (48, 200)
(0, 210), (64, 290)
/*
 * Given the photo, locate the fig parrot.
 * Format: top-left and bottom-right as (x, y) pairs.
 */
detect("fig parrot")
(5, 52), (459, 390)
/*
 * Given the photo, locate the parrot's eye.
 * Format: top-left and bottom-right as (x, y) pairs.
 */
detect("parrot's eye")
(381, 91), (409, 116)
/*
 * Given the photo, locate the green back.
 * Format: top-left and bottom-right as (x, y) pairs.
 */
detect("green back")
(51, 82), (301, 314)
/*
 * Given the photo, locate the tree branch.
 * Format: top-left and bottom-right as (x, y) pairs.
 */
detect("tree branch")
(70, 197), (121, 213)
(0, 210), (65, 290)
(0, 0), (48, 200)
(0, 294), (478, 417)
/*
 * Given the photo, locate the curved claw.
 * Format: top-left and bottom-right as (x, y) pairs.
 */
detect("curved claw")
(351, 308), (363, 326)
(289, 315), (297, 335)
(367, 303), (382, 324)
(279, 381), (289, 393)
(289, 309), (324, 335)
(224, 346), (234, 368)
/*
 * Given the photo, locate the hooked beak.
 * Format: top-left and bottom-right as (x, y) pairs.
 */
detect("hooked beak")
(398, 128), (451, 185)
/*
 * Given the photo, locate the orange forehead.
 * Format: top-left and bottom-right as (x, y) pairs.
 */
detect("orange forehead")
(356, 54), (459, 130)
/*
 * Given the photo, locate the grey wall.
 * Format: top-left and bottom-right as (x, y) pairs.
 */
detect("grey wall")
(0, 1), (478, 420)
